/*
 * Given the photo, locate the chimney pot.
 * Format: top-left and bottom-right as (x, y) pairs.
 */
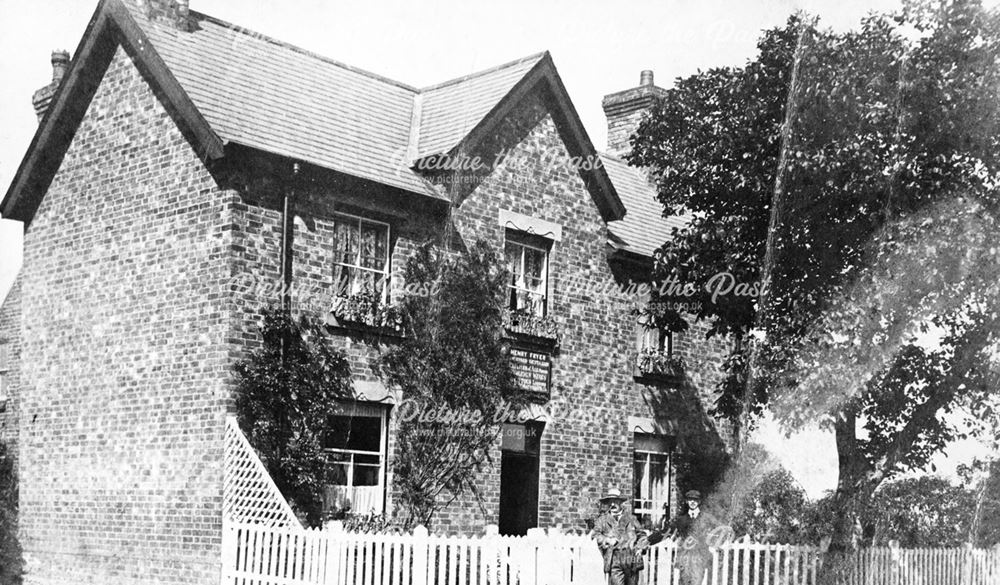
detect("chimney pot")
(51, 50), (70, 84)
(640, 70), (654, 87)
(177, 0), (189, 19)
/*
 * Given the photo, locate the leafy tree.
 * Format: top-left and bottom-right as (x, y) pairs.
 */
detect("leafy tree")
(733, 473), (984, 547)
(731, 468), (811, 544)
(961, 458), (1000, 547)
(724, 444), (832, 545)
(234, 307), (353, 528)
(0, 440), (22, 585)
(864, 476), (976, 547)
(375, 240), (528, 528)
(628, 0), (1000, 564)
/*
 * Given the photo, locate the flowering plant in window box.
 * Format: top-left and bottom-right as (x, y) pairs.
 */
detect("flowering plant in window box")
(635, 348), (685, 379)
(327, 288), (402, 334)
(503, 309), (561, 345)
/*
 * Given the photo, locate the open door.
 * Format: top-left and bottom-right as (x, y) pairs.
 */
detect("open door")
(498, 422), (543, 536)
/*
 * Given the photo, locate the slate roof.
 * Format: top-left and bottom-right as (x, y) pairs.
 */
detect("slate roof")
(127, 5), (436, 197)
(123, 5), (551, 200)
(417, 54), (546, 158)
(6, 0), (674, 252)
(602, 154), (688, 257)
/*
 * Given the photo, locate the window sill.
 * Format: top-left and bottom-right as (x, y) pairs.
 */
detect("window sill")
(502, 310), (561, 348)
(325, 312), (403, 339)
(503, 329), (559, 351)
(633, 369), (684, 385)
(633, 352), (685, 385)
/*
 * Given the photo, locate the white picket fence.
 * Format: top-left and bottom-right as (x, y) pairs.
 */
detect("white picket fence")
(221, 522), (605, 585)
(837, 546), (1000, 585)
(220, 522), (1000, 585)
(645, 540), (822, 585)
(651, 540), (1000, 585)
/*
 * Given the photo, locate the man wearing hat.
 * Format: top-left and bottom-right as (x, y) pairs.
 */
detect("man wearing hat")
(593, 487), (649, 585)
(667, 489), (708, 585)
(666, 490), (702, 538)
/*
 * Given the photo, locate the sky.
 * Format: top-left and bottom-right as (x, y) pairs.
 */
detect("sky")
(0, 0), (995, 498)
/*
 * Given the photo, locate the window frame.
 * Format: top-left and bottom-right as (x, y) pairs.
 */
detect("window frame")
(323, 403), (389, 516)
(636, 315), (673, 355)
(632, 433), (673, 527)
(504, 231), (551, 317)
(0, 343), (9, 409)
(331, 212), (392, 305)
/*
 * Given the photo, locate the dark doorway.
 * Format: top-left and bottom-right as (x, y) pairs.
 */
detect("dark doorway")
(498, 422), (542, 536)
(499, 451), (539, 535)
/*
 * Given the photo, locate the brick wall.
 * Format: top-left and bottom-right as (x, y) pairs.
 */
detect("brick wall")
(442, 100), (730, 533)
(226, 86), (732, 536)
(605, 106), (651, 158)
(16, 46), (235, 584)
(7, 49), (735, 585)
(602, 84), (667, 157)
(0, 274), (21, 451)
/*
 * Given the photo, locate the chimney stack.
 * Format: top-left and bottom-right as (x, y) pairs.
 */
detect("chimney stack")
(602, 70), (667, 157)
(142, 0), (194, 31)
(32, 50), (71, 122)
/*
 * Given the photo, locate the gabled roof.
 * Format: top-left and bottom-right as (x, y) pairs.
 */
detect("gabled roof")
(2, 0), (625, 225)
(128, 3), (433, 197)
(603, 154), (688, 258)
(417, 54), (547, 159)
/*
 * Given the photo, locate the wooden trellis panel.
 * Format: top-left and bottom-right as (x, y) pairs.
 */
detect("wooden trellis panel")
(224, 415), (302, 528)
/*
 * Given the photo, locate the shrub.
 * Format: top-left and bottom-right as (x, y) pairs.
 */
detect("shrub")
(234, 307), (354, 528)
(0, 440), (22, 585)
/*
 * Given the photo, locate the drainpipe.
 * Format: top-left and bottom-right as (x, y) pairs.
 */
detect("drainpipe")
(279, 162), (300, 361)
(280, 162), (300, 313)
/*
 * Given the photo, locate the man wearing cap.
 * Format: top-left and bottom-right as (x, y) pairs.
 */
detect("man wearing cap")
(593, 487), (648, 585)
(666, 490), (702, 538)
(667, 489), (709, 585)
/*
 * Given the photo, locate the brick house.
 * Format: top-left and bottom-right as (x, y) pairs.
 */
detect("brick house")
(0, 0), (730, 583)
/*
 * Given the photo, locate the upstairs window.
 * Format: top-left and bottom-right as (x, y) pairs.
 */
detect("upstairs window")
(637, 314), (672, 354)
(332, 214), (390, 303)
(504, 232), (549, 317)
(634, 315), (684, 379)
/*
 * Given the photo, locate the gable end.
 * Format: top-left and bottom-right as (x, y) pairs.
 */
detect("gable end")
(1, 0), (224, 226)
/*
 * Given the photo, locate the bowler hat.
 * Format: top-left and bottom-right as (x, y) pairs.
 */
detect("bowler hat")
(599, 487), (626, 502)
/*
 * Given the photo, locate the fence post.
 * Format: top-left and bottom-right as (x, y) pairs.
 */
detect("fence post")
(962, 542), (973, 585)
(888, 540), (900, 585)
(219, 522), (236, 585)
(524, 527), (545, 585)
(544, 527), (563, 585)
(326, 521), (344, 584)
(484, 525), (499, 585)
(413, 525), (430, 585)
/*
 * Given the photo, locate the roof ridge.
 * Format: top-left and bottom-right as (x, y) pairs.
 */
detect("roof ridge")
(190, 10), (421, 93)
(157, 9), (548, 97)
(418, 51), (549, 92)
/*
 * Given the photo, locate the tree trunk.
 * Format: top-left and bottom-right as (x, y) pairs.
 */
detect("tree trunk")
(818, 410), (871, 584)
